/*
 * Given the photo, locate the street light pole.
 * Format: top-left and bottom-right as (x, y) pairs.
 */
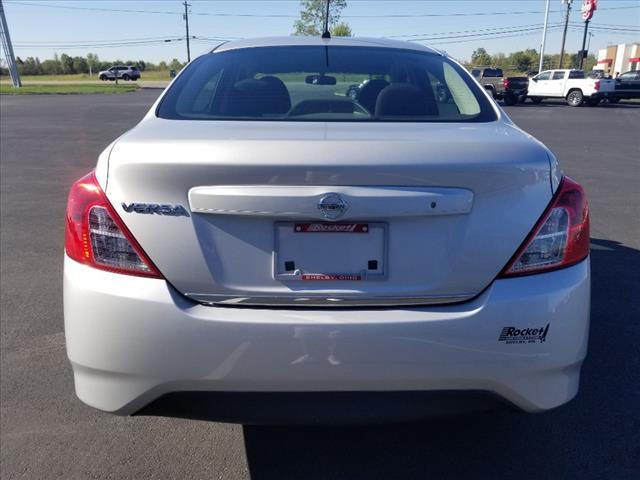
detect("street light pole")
(539, 0), (551, 73)
(579, 19), (590, 70)
(558, 0), (573, 69)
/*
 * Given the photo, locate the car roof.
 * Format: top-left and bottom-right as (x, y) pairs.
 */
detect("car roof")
(212, 36), (441, 55)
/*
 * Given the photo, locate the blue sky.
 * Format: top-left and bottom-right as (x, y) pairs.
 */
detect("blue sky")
(2, 0), (639, 63)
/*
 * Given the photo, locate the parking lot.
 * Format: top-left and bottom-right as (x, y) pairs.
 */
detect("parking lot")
(1, 91), (639, 479)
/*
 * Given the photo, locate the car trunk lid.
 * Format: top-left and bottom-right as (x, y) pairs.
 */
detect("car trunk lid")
(105, 118), (552, 306)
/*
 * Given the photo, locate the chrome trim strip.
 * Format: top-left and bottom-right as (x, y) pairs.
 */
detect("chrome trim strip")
(185, 293), (475, 307)
(188, 185), (474, 220)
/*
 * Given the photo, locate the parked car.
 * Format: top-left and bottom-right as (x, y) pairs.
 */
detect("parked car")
(65, 37), (590, 423)
(500, 76), (529, 106)
(470, 68), (529, 106)
(527, 69), (615, 106)
(608, 70), (640, 103)
(470, 67), (504, 96)
(98, 65), (141, 81)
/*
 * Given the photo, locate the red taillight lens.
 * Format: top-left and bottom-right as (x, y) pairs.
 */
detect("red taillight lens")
(503, 78), (509, 89)
(499, 176), (589, 277)
(65, 171), (162, 278)
(594, 80), (600, 91)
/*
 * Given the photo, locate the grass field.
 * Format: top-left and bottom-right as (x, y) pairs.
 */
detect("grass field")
(0, 83), (141, 94)
(0, 71), (173, 84)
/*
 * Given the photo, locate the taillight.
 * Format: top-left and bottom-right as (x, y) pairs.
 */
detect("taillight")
(594, 80), (600, 91)
(503, 78), (509, 89)
(499, 176), (589, 277)
(65, 171), (162, 278)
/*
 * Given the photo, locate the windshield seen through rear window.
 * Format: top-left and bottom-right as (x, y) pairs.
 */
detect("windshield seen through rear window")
(157, 46), (496, 122)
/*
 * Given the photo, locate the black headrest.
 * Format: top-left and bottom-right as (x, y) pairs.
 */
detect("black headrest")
(223, 76), (291, 117)
(374, 83), (439, 117)
(357, 78), (390, 114)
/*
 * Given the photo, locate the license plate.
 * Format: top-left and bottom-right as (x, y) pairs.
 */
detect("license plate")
(274, 222), (387, 281)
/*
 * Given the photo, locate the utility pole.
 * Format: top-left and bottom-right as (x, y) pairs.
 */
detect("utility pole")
(539, 0), (551, 73)
(558, 0), (573, 69)
(0, 0), (21, 87)
(183, 1), (191, 62)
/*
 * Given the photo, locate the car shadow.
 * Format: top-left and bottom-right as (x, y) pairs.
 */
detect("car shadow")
(242, 238), (640, 480)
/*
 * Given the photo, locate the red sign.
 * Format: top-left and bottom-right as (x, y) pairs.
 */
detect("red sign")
(581, 0), (597, 21)
(294, 223), (369, 233)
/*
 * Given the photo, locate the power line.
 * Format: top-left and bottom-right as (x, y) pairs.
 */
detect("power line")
(394, 24), (565, 42)
(345, 6), (639, 18)
(3, 1), (293, 17)
(13, 35), (235, 49)
(14, 35), (187, 45)
(5, 1), (180, 15)
(568, 27), (640, 36)
(426, 26), (565, 46)
(409, 25), (564, 43)
(579, 22), (640, 28)
(385, 23), (560, 39)
(569, 24), (640, 33)
(6, 1), (639, 18)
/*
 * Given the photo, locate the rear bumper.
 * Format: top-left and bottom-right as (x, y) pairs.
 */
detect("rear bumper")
(608, 91), (640, 100)
(496, 89), (527, 98)
(64, 256), (590, 418)
(591, 91), (640, 100)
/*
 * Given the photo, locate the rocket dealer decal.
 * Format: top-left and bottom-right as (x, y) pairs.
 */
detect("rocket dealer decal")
(498, 324), (550, 344)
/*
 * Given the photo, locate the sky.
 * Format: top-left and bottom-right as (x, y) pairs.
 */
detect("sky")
(2, 0), (639, 64)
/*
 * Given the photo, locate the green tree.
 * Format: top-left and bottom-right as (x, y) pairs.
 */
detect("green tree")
(583, 53), (597, 72)
(491, 52), (507, 70)
(510, 50), (536, 72)
(471, 48), (492, 66)
(60, 53), (75, 74)
(293, 0), (350, 36)
(169, 58), (184, 71)
(72, 56), (89, 74)
(331, 21), (352, 37)
(21, 57), (42, 75)
(41, 59), (60, 75)
(86, 53), (99, 76)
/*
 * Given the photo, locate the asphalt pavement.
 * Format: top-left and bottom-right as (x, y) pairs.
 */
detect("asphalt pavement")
(1, 91), (639, 479)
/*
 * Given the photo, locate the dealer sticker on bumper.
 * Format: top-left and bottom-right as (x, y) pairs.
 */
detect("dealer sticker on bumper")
(498, 324), (550, 344)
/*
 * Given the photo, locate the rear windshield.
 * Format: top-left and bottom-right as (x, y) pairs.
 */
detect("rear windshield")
(482, 68), (503, 77)
(157, 46), (496, 122)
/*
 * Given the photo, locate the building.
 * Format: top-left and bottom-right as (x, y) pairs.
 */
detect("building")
(596, 43), (640, 77)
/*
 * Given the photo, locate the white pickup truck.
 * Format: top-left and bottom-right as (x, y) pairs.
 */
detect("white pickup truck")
(527, 69), (615, 106)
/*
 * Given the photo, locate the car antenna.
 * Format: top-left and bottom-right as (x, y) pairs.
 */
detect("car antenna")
(321, 0), (331, 39)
